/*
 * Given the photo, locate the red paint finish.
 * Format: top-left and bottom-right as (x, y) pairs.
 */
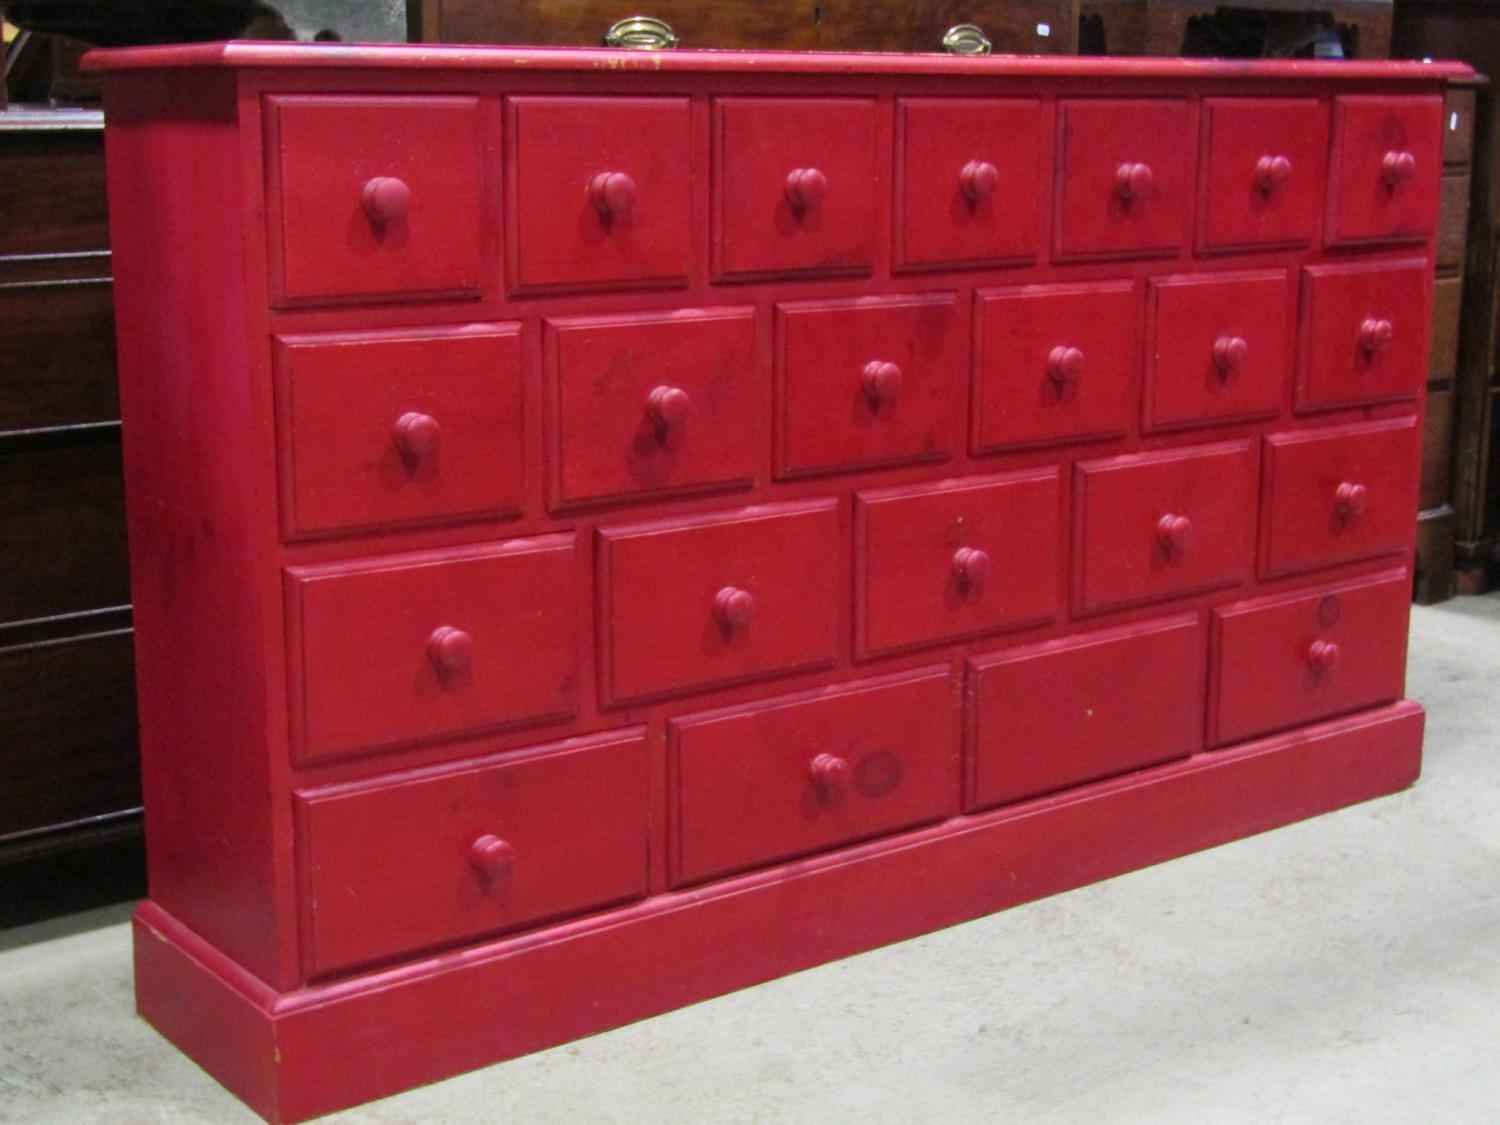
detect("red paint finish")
(669, 667), (958, 886)
(1297, 259), (1429, 411)
(545, 306), (758, 506)
(1326, 95), (1444, 247)
(775, 293), (963, 477)
(1198, 98), (1327, 253)
(1210, 571), (1410, 746)
(297, 728), (647, 976)
(274, 324), (524, 539)
(966, 614), (1204, 811)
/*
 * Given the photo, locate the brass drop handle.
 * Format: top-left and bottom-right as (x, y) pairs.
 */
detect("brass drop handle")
(604, 16), (679, 49)
(942, 24), (992, 55)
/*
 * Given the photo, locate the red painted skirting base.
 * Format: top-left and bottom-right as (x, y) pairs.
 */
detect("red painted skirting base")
(136, 701), (1424, 1124)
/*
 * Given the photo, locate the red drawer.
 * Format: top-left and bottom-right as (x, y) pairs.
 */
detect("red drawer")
(895, 98), (1044, 270)
(266, 95), (486, 306)
(855, 469), (1062, 658)
(714, 97), (876, 279)
(966, 614), (1204, 812)
(1297, 259), (1428, 412)
(1056, 99), (1191, 260)
(1259, 417), (1420, 579)
(297, 728), (647, 977)
(510, 97), (692, 292)
(1074, 440), (1256, 615)
(274, 324), (523, 539)
(1326, 95), (1443, 247)
(972, 281), (1138, 452)
(287, 536), (578, 762)
(775, 293), (963, 478)
(1143, 269), (1289, 432)
(545, 307), (758, 507)
(669, 667), (958, 886)
(1198, 98), (1327, 253)
(598, 500), (840, 705)
(1210, 570), (1409, 746)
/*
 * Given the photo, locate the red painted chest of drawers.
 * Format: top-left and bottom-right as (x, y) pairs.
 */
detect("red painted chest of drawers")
(86, 43), (1463, 1122)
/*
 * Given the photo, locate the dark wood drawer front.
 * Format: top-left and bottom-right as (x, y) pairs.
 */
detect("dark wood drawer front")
(0, 282), (118, 435)
(0, 130), (109, 256)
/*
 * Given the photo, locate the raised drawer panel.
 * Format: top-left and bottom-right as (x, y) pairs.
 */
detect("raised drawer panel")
(1325, 95), (1443, 247)
(274, 324), (524, 539)
(286, 536), (578, 763)
(966, 614), (1204, 812)
(1296, 259), (1429, 412)
(855, 469), (1062, 658)
(297, 728), (648, 977)
(510, 97), (692, 292)
(669, 668), (957, 887)
(1073, 441), (1256, 615)
(1259, 417), (1420, 579)
(1210, 570), (1409, 747)
(1198, 97), (1327, 253)
(545, 307), (758, 507)
(598, 500), (840, 705)
(266, 95), (486, 306)
(775, 293), (962, 478)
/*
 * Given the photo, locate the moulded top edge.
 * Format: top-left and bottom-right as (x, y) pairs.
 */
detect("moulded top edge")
(79, 41), (1473, 83)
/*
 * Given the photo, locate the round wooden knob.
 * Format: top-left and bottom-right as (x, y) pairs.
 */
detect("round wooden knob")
(960, 159), (1000, 203)
(1360, 317), (1394, 353)
(1381, 150), (1417, 187)
(362, 176), (411, 224)
(1307, 639), (1342, 675)
(469, 834), (515, 881)
(393, 411), (441, 459)
(713, 586), (755, 630)
(1156, 513), (1193, 556)
(647, 385), (691, 430)
(861, 361), (903, 404)
(1213, 335), (1249, 374)
(952, 546), (992, 590)
(1255, 154), (1293, 192)
(808, 752), (851, 790)
(427, 626), (473, 678)
(784, 167), (828, 210)
(1048, 345), (1085, 386)
(588, 171), (636, 216)
(1336, 481), (1369, 518)
(1115, 162), (1154, 200)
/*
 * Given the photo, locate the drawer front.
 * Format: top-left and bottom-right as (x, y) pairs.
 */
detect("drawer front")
(267, 95), (485, 305)
(0, 281), (118, 435)
(546, 307), (759, 507)
(1198, 98), (1327, 252)
(287, 536), (578, 763)
(714, 97), (877, 279)
(1144, 270), (1289, 432)
(275, 324), (524, 539)
(670, 668), (957, 886)
(966, 615), (1204, 812)
(297, 728), (648, 976)
(973, 281), (1137, 452)
(511, 97), (692, 292)
(1210, 570), (1409, 747)
(1056, 99), (1191, 260)
(775, 293), (962, 478)
(1259, 417), (1419, 579)
(895, 98), (1043, 270)
(1074, 441), (1256, 615)
(1326, 95), (1443, 247)
(855, 469), (1062, 658)
(1297, 259), (1428, 412)
(599, 500), (840, 705)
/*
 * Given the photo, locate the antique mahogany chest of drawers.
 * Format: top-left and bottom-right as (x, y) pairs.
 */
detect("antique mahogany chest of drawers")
(86, 43), (1460, 1121)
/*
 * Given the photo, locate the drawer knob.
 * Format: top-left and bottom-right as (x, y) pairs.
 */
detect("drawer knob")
(809, 752), (851, 791)
(1047, 345), (1086, 386)
(1307, 639), (1342, 675)
(1115, 162), (1154, 201)
(588, 171), (637, 217)
(713, 586), (756, 631)
(392, 411), (441, 459)
(1213, 335), (1250, 375)
(469, 834), (515, 881)
(1254, 154), (1293, 192)
(784, 167), (828, 211)
(1156, 513), (1193, 557)
(952, 546), (992, 590)
(1335, 481), (1369, 518)
(1381, 150), (1417, 187)
(861, 360), (903, 405)
(960, 159), (1001, 204)
(362, 176), (411, 225)
(427, 625), (473, 679)
(647, 384), (691, 430)
(1360, 317), (1394, 353)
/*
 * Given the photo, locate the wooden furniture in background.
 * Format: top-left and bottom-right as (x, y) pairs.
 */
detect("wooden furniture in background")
(1078, 0), (1392, 57)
